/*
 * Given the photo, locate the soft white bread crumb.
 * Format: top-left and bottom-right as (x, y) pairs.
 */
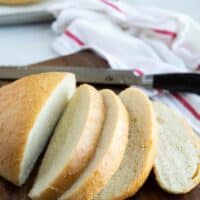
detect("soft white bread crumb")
(94, 87), (157, 200)
(59, 89), (129, 200)
(153, 101), (200, 194)
(29, 84), (104, 200)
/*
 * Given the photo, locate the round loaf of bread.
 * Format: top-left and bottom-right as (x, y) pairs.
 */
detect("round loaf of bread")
(153, 101), (200, 194)
(95, 87), (157, 200)
(0, 72), (76, 186)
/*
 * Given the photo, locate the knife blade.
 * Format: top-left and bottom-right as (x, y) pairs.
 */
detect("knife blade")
(0, 66), (151, 86)
(0, 66), (199, 94)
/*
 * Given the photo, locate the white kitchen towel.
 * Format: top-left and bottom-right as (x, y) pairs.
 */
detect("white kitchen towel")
(50, 0), (200, 135)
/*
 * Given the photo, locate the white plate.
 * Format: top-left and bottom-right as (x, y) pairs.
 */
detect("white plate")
(0, 0), (67, 65)
(0, 0), (67, 25)
(0, 0), (64, 14)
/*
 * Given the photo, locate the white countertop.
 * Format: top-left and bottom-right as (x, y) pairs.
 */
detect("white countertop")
(0, 23), (57, 66)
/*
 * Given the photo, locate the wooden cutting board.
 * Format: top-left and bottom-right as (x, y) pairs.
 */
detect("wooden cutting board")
(0, 51), (199, 200)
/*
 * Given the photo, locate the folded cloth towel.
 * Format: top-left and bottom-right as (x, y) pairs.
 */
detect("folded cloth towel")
(49, 0), (200, 135)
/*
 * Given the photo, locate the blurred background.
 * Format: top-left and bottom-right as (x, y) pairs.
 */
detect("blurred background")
(125, 0), (200, 21)
(1, 0), (200, 66)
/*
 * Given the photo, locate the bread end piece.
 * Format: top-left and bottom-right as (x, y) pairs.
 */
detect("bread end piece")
(0, 72), (76, 185)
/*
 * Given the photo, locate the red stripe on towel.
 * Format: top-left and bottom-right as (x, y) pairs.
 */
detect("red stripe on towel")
(172, 93), (200, 120)
(152, 29), (177, 40)
(133, 68), (163, 94)
(65, 30), (85, 46)
(101, 0), (123, 13)
(133, 68), (144, 76)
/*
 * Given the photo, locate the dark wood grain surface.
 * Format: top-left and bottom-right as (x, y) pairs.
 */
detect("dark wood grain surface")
(0, 51), (199, 200)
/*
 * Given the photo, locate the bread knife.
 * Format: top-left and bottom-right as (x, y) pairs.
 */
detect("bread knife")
(0, 66), (199, 94)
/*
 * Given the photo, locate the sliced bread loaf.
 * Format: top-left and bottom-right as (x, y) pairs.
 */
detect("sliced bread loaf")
(95, 87), (157, 200)
(59, 89), (129, 200)
(153, 101), (200, 194)
(29, 84), (105, 200)
(0, 72), (76, 186)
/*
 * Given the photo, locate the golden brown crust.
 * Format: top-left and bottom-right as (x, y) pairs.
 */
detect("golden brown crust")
(0, 72), (68, 185)
(30, 84), (105, 200)
(63, 170), (105, 200)
(60, 89), (129, 200)
(0, 0), (39, 5)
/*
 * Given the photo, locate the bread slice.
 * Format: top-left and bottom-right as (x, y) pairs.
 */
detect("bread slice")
(59, 89), (129, 200)
(153, 101), (200, 194)
(95, 87), (157, 200)
(29, 84), (105, 200)
(0, 0), (39, 5)
(190, 130), (200, 157)
(0, 72), (76, 186)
